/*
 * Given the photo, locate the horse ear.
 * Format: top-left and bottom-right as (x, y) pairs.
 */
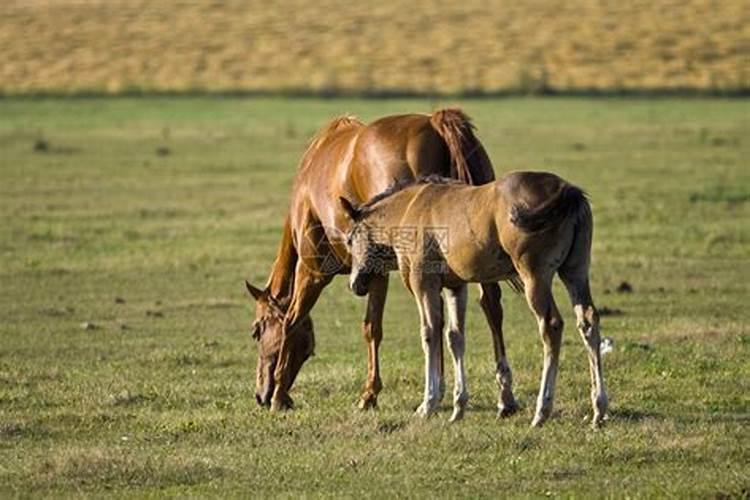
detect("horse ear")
(339, 197), (361, 221)
(244, 280), (266, 301)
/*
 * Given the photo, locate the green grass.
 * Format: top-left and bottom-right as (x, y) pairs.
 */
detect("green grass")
(0, 97), (748, 497)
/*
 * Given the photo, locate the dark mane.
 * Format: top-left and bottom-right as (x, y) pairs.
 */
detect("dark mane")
(359, 175), (463, 211)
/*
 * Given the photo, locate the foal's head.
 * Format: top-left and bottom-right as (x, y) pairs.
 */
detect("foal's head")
(339, 197), (391, 297)
(244, 281), (314, 407)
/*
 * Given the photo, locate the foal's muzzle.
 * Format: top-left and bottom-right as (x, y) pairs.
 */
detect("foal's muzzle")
(349, 274), (369, 297)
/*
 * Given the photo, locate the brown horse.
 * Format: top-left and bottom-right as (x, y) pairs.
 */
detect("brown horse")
(245, 110), (521, 415)
(341, 173), (608, 426)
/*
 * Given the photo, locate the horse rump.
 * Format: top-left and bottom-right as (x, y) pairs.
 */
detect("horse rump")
(510, 183), (589, 233)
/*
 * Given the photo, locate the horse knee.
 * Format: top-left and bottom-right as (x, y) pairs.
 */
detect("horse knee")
(362, 321), (379, 343)
(585, 306), (599, 328)
(577, 306), (600, 341)
(546, 314), (563, 336)
(541, 315), (564, 349)
(551, 315), (564, 333)
(447, 329), (465, 354)
(420, 328), (435, 347)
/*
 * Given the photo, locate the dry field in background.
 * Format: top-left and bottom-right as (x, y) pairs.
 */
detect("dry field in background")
(1, 0), (748, 95)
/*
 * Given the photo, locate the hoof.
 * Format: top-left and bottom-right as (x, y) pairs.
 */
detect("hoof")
(449, 406), (465, 423)
(497, 400), (520, 419)
(414, 401), (438, 419)
(531, 409), (552, 427)
(358, 394), (378, 411)
(270, 391), (294, 412)
(591, 412), (608, 428)
(531, 399), (554, 427)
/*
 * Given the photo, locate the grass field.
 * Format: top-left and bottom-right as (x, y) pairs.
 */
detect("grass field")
(0, 97), (748, 497)
(1, 0), (748, 96)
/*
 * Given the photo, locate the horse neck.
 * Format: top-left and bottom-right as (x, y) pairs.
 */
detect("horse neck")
(366, 200), (407, 248)
(265, 215), (297, 302)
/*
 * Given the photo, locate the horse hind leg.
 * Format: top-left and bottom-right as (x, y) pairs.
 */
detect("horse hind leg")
(479, 282), (519, 418)
(521, 272), (563, 427)
(560, 272), (608, 426)
(444, 285), (469, 422)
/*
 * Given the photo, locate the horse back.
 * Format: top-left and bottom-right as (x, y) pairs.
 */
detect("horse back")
(349, 114), (450, 201)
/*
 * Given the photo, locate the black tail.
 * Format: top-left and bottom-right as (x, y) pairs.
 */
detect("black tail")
(510, 184), (589, 233)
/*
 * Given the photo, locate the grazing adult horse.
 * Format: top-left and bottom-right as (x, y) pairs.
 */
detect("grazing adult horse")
(341, 172), (608, 426)
(246, 110), (521, 415)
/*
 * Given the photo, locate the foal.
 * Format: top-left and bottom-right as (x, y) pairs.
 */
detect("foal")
(341, 172), (608, 426)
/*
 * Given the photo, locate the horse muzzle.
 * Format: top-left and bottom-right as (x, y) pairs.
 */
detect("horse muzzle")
(255, 355), (277, 407)
(349, 275), (369, 297)
(255, 387), (273, 407)
(255, 379), (275, 407)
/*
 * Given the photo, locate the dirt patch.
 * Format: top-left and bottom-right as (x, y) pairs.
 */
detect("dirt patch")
(616, 281), (634, 293)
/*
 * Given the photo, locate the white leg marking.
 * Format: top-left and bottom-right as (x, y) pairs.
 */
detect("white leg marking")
(444, 286), (469, 422)
(414, 289), (442, 418)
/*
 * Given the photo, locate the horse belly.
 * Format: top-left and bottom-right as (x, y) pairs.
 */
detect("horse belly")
(444, 244), (515, 284)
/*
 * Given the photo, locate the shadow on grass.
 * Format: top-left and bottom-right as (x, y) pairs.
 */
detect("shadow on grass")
(677, 411), (750, 425)
(608, 407), (664, 422)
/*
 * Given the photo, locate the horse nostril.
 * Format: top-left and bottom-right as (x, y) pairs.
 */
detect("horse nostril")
(352, 281), (368, 297)
(255, 393), (263, 406)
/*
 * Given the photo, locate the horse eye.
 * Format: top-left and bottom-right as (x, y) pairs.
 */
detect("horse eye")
(251, 321), (262, 340)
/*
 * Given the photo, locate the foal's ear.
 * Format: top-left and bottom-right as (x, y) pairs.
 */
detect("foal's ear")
(339, 197), (361, 222)
(244, 280), (266, 301)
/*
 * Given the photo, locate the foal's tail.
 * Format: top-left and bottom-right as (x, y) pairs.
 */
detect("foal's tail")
(510, 183), (589, 233)
(430, 109), (495, 185)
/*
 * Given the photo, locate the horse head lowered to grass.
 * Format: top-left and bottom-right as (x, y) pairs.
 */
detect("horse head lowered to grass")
(341, 172), (608, 426)
(245, 110), (521, 416)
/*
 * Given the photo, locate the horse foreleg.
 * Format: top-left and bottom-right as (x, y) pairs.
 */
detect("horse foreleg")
(444, 285), (469, 422)
(479, 282), (519, 418)
(437, 294), (446, 404)
(413, 282), (443, 418)
(271, 265), (330, 412)
(358, 274), (388, 410)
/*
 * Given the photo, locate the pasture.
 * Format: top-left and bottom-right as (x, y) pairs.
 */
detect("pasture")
(0, 97), (748, 497)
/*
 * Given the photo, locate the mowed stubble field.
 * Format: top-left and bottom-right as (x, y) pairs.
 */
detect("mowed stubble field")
(1, 0), (748, 95)
(0, 97), (748, 497)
